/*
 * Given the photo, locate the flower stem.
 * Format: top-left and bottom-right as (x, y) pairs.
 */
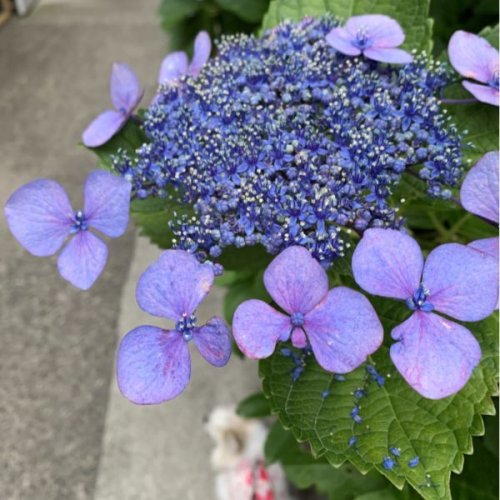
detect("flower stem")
(440, 98), (477, 105)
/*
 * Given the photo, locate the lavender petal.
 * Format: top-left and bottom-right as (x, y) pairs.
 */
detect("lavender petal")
(189, 31), (211, 77)
(263, 246), (328, 315)
(81, 110), (127, 148)
(117, 326), (190, 404)
(136, 250), (214, 320)
(325, 28), (361, 56)
(193, 316), (232, 367)
(305, 287), (383, 373)
(57, 231), (108, 290)
(462, 81), (500, 106)
(345, 15), (405, 48)
(4, 179), (73, 256)
(390, 312), (481, 399)
(364, 47), (413, 64)
(110, 62), (143, 113)
(158, 51), (189, 84)
(84, 170), (131, 237)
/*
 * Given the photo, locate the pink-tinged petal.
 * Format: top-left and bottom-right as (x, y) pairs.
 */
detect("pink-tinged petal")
(291, 328), (307, 348)
(363, 47), (413, 64)
(423, 243), (498, 321)
(158, 51), (189, 84)
(304, 287), (383, 373)
(390, 312), (481, 399)
(84, 171), (131, 237)
(461, 151), (499, 223)
(188, 31), (211, 77)
(469, 237), (499, 309)
(193, 316), (231, 367)
(117, 326), (190, 404)
(263, 246), (328, 314)
(136, 250), (214, 320)
(4, 179), (73, 256)
(81, 110), (127, 148)
(469, 237), (499, 259)
(325, 28), (361, 56)
(232, 300), (291, 359)
(110, 62), (143, 112)
(462, 81), (500, 106)
(448, 31), (498, 83)
(345, 15), (405, 48)
(352, 228), (423, 300)
(57, 231), (108, 290)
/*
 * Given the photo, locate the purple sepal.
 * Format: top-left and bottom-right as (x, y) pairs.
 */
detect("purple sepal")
(57, 231), (108, 290)
(117, 326), (191, 405)
(81, 110), (127, 148)
(84, 170), (131, 237)
(189, 31), (211, 76)
(462, 81), (499, 106)
(363, 48), (413, 64)
(193, 316), (232, 367)
(136, 250), (214, 320)
(305, 287), (383, 373)
(158, 52), (189, 84)
(390, 312), (481, 399)
(232, 299), (291, 359)
(423, 243), (498, 321)
(460, 151), (499, 223)
(352, 228), (423, 300)
(263, 245), (328, 314)
(4, 179), (73, 256)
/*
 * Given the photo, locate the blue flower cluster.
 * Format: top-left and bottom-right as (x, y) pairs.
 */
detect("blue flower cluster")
(114, 16), (462, 266)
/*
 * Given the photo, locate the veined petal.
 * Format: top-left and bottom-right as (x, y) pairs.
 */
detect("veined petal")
(193, 316), (232, 367)
(345, 15), (405, 48)
(423, 243), (498, 321)
(363, 47), (413, 64)
(263, 246), (328, 315)
(84, 171), (131, 237)
(81, 110), (127, 148)
(117, 326), (190, 404)
(390, 312), (481, 399)
(305, 287), (383, 373)
(57, 231), (108, 290)
(469, 236), (499, 259)
(158, 51), (189, 84)
(232, 300), (291, 359)
(136, 250), (214, 320)
(462, 81), (499, 106)
(5, 179), (73, 256)
(461, 150), (499, 223)
(325, 28), (361, 56)
(448, 31), (498, 84)
(110, 62), (143, 112)
(352, 228), (423, 299)
(189, 31), (211, 77)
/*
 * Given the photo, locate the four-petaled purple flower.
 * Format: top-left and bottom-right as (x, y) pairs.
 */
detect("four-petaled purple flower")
(117, 250), (231, 404)
(232, 246), (383, 374)
(4, 171), (131, 290)
(352, 228), (498, 399)
(448, 31), (499, 106)
(82, 63), (144, 147)
(460, 150), (499, 305)
(325, 15), (413, 64)
(157, 31), (211, 86)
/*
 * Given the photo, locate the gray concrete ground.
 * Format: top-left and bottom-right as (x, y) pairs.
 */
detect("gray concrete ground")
(0, 1), (260, 498)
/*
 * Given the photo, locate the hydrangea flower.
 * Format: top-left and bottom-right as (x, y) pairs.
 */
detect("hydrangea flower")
(325, 15), (413, 64)
(117, 250), (231, 404)
(82, 63), (144, 147)
(352, 228), (498, 399)
(448, 31), (499, 106)
(114, 17), (462, 267)
(4, 171), (131, 290)
(460, 151), (499, 302)
(158, 31), (211, 85)
(232, 246), (383, 374)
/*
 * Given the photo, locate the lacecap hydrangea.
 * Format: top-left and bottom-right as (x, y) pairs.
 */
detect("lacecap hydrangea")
(113, 16), (463, 266)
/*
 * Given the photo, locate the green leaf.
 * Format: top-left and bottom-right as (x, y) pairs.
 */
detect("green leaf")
(215, 0), (270, 23)
(261, 0), (433, 53)
(130, 195), (192, 249)
(85, 119), (146, 171)
(260, 304), (499, 500)
(218, 244), (272, 272)
(236, 391), (272, 418)
(158, 0), (202, 30)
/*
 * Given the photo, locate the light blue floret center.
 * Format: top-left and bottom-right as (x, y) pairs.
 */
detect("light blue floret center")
(290, 312), (305, 327)
(176, 313), (197, 341)
(489, 71), (499, 90)
(70, 210), (88, 234)
(353, 28), (373, 50)
(406, 283), (434, 312)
